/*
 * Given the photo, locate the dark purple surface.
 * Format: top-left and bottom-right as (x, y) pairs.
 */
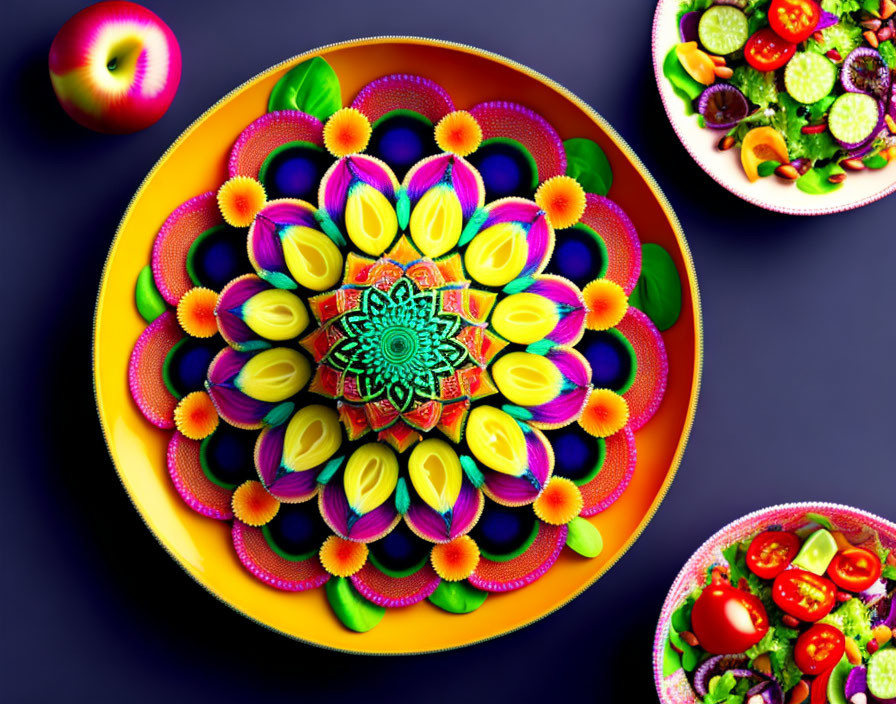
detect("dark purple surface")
(1, 1), (895, 702)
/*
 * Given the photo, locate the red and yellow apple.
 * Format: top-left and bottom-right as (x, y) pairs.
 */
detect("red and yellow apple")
(49, 1), (181, 134)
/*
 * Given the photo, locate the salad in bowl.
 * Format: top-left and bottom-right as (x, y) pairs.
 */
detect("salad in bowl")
(654, 0), (896, 211)
(655, 504), (896, 704)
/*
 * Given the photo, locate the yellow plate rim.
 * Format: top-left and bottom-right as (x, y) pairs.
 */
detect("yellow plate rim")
(93, 35), (704, 655)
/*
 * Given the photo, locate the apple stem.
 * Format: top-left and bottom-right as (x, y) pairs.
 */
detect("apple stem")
(107, 57), (118, 72)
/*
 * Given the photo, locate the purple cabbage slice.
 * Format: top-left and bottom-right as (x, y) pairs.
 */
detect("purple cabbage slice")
(860, 579), (889, 607)
(746, 680), (785, 704)
(873, 593), (896, 629)
(841, 48), (891, 100)
(680, 11), (701, 43)
(698, 83), (749, 130)
(845, 667), (867, 701)
(889, 80), (896, 122)
(693, 655), (752, 697)
(816, 11), (839, 31)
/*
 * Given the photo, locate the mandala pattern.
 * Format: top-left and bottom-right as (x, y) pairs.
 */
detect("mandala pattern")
(128, 58), (671, 632)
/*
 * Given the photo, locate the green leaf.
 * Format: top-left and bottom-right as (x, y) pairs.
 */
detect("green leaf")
(134, 265), (167, 322)
(663, 634), (683, 677)
(880, 41), (896, 70)
(730, 65), (778, 109)
(805, 512), (835, 531)
(864, 154), (889, 170)
(757, 160), (781, 178)
(671, 594), (696, 633)
(268, 56), (342, 120)
(663, 46), (704, 115)
(564, 138), (613, 196)
(882, 564), (896, 580)
(325, 577), (385, 632)
(670, 627), (701, 671)
(797, 162), (846, 195)
(565, 517), (603, 558)
(628, 243), (683, 331)
(428, 581), (488, 614)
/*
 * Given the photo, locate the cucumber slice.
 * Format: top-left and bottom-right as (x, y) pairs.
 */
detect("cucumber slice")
(784, 53), (837, 104)
(827, 656), (854, 704)
(698, 6), (749, 55)
(828, 92), (881, 145)
(867, 649), (896, 700)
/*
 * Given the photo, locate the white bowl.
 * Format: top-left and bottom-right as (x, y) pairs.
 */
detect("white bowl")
(652, 0), (896, 215)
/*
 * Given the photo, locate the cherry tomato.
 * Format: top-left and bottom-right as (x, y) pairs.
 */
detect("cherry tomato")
(691, 583), (770, 654)
(769, 0), (821, 43)
(827, 547), (882, 592)
(811, 666), (833, 704)
(794, 624), (845, 675)
(772, 569), (837, 622)
(745, 28), (797, 72)
(747, 531), (800, 579)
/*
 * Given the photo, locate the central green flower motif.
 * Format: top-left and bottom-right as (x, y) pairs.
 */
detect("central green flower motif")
(326, 278), (470, 412)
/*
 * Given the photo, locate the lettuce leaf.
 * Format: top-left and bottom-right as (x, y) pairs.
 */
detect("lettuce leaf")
(819, 598), (874, 653)
(745, 627), (803, 690)
(730, 65), (778, 108)
(807, 17), (864, 59)
(778, 94), (841, 163)
(880, 41), (896, 70)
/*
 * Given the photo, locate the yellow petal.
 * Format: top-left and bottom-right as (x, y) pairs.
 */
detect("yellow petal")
(464, 222), (527, 287)
(282, 405), (342, 472)
(465, 406), (528, 477)
(408, 439), (463, 514)
(235, 347), (310, 402)
(409, 185), (463, 258)
(344, 443), (399, 514)
(492, 351), (563, 407)
(345, 183), (398, 256)
(491, 293), (559, 345)
(242, 288), (309, 340)
(280, 226), (343, 291)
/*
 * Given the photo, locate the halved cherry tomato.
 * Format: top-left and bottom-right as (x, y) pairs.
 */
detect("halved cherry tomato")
(827, 547), (882, 592)
(745, 28), (797, 72)
(769, 0), (821, 44)
(794, 624), (845, 675)
(691, 583), (770, 654)
(772, 569), (837, 622)
(747, 531), (800, 579)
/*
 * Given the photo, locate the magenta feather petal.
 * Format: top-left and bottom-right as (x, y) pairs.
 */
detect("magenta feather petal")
(320, 158), (354, 215)
(228, 110), (324, 179)
(152, 191), (223, 305)
(405, 481), (484, 542)
(216, 275), (271, 350)
(206, 349), (274, 429)
(254, 423), (319, 502)
(404, 153), (451, 203)
(522, 212), (552, 275)
(450, 157), (484, 218)
(616, 307), (669, 430)
(481, 198), (540, 229)
(167, 431), (233, 520)
(579, 426), (636, 516)
(524, 386), (590, 429)
(347, 155), (397, 198)
(232, 520), (330, 592)
(482, 426), (553, 506)
(524, 427), (553, 487)
(351, 74), (454, 123)
(319, 156), (398, 224)
(580, 194), (642, 294)
(248, 199), (319, 285)
(547, 347), (591, 386)
(318, 483), (399, 543)
(469, 101), (567, 180)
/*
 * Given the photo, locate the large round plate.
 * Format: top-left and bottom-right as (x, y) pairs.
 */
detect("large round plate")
(653, 502), (896, 703)
(94, 37), (702, 653)
(652, 0), (896, 216)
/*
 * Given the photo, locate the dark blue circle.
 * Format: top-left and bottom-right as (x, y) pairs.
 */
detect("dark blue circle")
(546, 226), (607, 287)
(202, 424), (256, 488)
(549, 426), (603, 482)
(261, 144), (331, 201)
(580, 330), (634, 392)
(189, 225), (252, 291)
(470, 502), (536, 557)
(265, 502), (328, 557)
(368, 521), (430, 572)
(166, 339), (219, 397)
(368, 112), (436, 179)
(468, 140), (536, 201)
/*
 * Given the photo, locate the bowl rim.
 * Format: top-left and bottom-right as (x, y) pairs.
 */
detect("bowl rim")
(652, 500), (896, 701)
(93, 35), (704, 654)
(650, 0), (896, 217)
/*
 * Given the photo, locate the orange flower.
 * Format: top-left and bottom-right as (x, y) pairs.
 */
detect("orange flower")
(582, 279), (628, 331)
(434, 111), (483, 157)
(231, 480), (280, 526)
(431, 535), (480, 581)
(173, 391), (219, 440)
(217, 176), (266, 227)
(323, 108), (372, 157)
(319, 535), (368, 577)
(579, 388), (629, 438)
(534, 175), (586, 229)
(533, 476), (583, 525)
(176, 287), (219, 338)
